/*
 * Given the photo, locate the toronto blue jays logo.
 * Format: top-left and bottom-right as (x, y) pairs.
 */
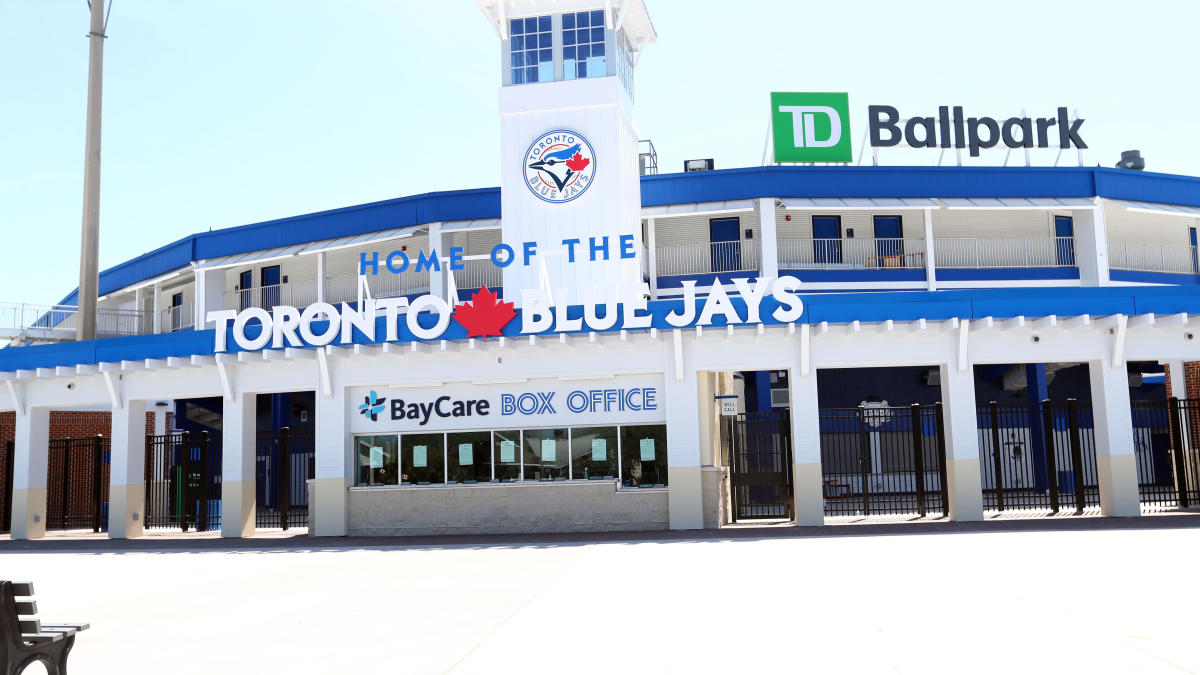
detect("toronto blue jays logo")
(359, 390), (386, 421)
(524, 129), (596, 204)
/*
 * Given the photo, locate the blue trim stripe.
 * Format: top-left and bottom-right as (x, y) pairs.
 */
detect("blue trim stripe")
(937, 267), (1080, 281)
(7, 285), (1200, 373)
(1110, 269), (1200, 286)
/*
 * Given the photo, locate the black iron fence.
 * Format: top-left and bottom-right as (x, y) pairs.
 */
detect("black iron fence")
(727, 411), (793, 521)
(1132, 397), (1200, 509)
(255, 428), (314, 530)
(1, 440), (13, 533)
(820, 403), (948, 517)
(46, 436), (109, 532)
(976, 399), (1098, 513)
(144, 431), (222, 531)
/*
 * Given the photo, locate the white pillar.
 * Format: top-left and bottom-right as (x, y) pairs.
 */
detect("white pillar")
(194, 268), (225, 329)
(923, 207), (937, 291)
(646, 218), (658, 300)
(10, 407), (50, 540)
(153, 402), (169, 436)
(134, 286), (145, 334)
(221, 394), (257, 537)
(757, 198), (779, 280)
(152, 282), (162, 334)
(428, 222), (448, 301)
(311, 359), (351, 537)
(1089, 360), (1140, 517)
(1164, 360), (1189, 399)
(938, 364), (984, 521)
(790, 367), (825, 525)
(665, 335), (703, 529)
(316, 251), (327, 303)
(1074, 201), (1111, 287)
(108, 402), (146, 538)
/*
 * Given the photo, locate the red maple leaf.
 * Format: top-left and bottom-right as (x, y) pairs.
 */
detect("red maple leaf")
(565, 151), (590, 172)
(453, 286), (516, 338)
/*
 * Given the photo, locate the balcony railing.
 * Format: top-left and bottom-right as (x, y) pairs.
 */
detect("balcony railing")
(1108, 240), (1199, 275)
(0, 303), (147, 342)
(225, 280), (319, 311)
(656, 241), (761, 277)
(325, 270), (431, 305)
(452, 258), (502, 290)
(160, 303), (194, 332)
(933, 237), (1076, 268)
(779, 238), (926, 270)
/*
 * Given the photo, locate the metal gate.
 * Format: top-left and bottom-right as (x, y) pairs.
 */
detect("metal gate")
(1132, 397), (1200, 509)
(820, 403), (948, 517)
(977, 399), (1098, 513)
(256, 428), (314, 530)
(1, 441), (13, 533)
(727, 411), (793, 521)
(46, 436), (109, 531)
(144, 431), (222, 531)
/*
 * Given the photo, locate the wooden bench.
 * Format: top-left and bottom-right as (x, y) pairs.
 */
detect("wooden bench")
(0, 581), (89, 675)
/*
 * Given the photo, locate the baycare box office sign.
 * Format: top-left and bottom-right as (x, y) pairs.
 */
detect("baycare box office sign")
(349, 374), (665, 434)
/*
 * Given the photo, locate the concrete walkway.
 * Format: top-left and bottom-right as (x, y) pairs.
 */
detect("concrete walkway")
(2, 514), (1199, 674)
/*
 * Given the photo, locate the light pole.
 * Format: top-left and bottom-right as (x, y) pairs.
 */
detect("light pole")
(77, 0), (110, 341)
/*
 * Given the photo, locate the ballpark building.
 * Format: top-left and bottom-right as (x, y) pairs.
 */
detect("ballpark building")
(2, 0), (1199, 539)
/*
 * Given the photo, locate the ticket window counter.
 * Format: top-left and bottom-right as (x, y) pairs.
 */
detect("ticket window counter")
(352, 425), (668, 488)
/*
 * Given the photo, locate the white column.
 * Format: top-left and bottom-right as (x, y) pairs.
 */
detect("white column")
(1074, 201), (1111, 287)
(790, 367), (824, 526)
(134, 286), (145, 333)
(221, 394), (257, 537)
(152, 282), (162, 334)
(923, 207), (937, 291)
(757, 198), (779, 280)
(938, 364), (984, 521)
(1164, 360), (1189, 399)
(665, 335), (703, 529)
(428, 222), (448, 302)
(316, 251), (327, 303)
(311, 358), (351, 536)
(108, 402), (146, 538)
(646, 217), (658, 300)
(194, 268), (225, 329)
(1089, 360), (1140, 517)
(10, 407), (50, 540)
(153, 402), (169, 436)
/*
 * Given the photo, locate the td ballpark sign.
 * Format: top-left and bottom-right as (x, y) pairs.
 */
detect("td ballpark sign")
(771, 92), (1087, 162)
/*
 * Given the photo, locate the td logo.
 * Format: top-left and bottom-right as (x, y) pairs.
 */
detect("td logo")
(771, 92), (851, 163)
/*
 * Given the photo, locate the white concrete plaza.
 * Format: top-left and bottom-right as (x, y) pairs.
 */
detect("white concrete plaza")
(3, 520), (1199, 674)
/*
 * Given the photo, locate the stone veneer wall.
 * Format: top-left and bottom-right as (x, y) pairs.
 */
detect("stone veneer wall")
(347, 480), (668, 537)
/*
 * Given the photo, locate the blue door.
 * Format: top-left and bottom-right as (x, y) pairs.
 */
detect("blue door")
(709, 218), (741, 273)
(261, 265), (281, 308)
(812, 215), (842, 264)
(1191, 227), (1198, 274)
(873, 215), (903, 267)
(171, 292), (183, 331)
(238, 270), (253, 310)
(1055, 216), (1076, 266)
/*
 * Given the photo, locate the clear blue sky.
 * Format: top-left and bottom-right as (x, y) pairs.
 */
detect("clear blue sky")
(2, 0), (1198, 308)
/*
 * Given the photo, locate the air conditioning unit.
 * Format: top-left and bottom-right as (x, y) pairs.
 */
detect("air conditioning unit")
(684, 158), (714, 172)
(770, 388), (790, 408)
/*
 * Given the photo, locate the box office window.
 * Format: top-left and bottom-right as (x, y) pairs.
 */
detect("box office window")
(401, 433), (445, 485)
(494, 429), (521, 482)
(356, 435), (399, 486)
(448, 431), (492, 484)
(523, 428), (569, 481)
(621, 425), (668, 488)
(571, 426), (618, 480)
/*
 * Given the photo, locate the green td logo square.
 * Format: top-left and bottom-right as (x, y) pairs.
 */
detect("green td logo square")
(771, 92), (851, 163)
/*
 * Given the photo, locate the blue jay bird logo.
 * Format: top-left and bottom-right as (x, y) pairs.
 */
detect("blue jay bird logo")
(359, 390), (386, 421)
(523, 130), (596, 204)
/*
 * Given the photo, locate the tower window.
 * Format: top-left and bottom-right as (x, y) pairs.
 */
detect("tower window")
(562, 10), (606, 80)
(510, 15), (553, 85)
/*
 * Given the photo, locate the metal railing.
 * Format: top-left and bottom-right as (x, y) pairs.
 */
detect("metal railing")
(452, 258), (502, 290)
(0, 302), (146, 341)
(779, 238), (926, 270)
(225, 279), (319, 311)
(934, 237), (1075, 268)
(655, 241), (761, 277)
(326, 270), (430, 304)
(1108, 240), (1199, 275)
(160, 303), (194, 332)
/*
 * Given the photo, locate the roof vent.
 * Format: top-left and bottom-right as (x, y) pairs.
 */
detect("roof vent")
(684, 158), (714, 172)
(1116, 150), (1145, 171)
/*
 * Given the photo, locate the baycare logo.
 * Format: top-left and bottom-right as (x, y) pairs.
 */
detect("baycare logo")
(524, 129), (595, 204)
(359, 390), (386, 421)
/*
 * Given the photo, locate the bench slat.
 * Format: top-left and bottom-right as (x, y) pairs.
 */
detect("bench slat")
(20, 632), (63, 645)
(10, 582), (34, 597)
(15, 601), (37, 616)
(37, 626), (78, 638)
(41, 623), (90, 632)
(18, 620), (42, 634)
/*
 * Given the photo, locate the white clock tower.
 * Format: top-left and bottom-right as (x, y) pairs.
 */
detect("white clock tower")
(476, 0), (657, 306)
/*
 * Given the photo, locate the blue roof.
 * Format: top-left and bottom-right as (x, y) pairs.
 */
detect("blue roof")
(67, 166), (1200, 303)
